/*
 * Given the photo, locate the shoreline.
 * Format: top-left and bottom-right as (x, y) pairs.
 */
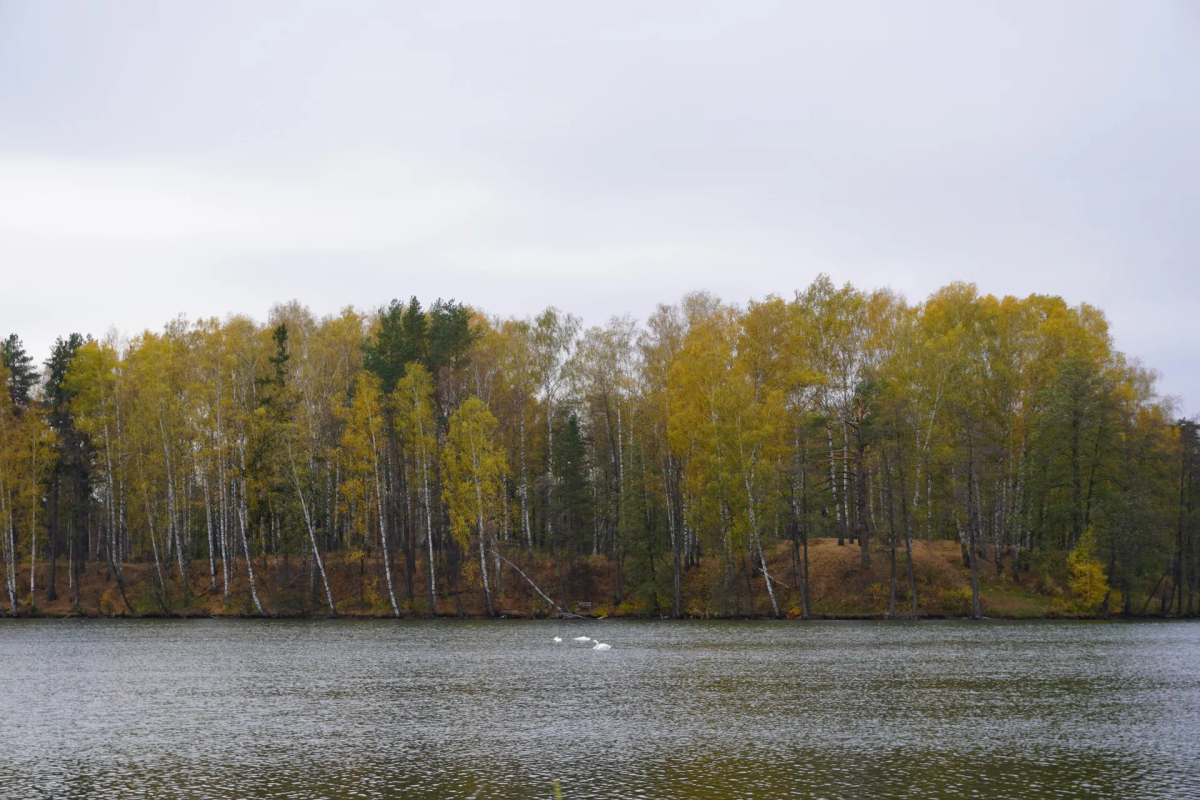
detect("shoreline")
(3, 538), (1186, 622)
(2, 609), (1183, 622)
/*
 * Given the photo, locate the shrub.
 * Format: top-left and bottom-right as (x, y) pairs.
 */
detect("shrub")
(1067, 531), (1111, 613)
(224, 592), (255, 616)
(1028, 550), (1067, 596)
(271, 589), (309, 617)
(940, 586), (978, 617)
(615, 596), (646, 617)
(1036, 573), (1063, 597)
(362, 576), (382, 609)
(132, 587), (164, 616)
(1102, 589), (1124, 616)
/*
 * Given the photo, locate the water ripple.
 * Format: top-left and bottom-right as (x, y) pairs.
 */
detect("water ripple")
(1, 619), (1198, 798)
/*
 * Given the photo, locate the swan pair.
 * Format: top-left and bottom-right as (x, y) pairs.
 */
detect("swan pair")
(552, 635), (612, 650)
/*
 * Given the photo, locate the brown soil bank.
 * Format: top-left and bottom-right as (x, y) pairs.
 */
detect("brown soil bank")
(0, 538), (1143, 620)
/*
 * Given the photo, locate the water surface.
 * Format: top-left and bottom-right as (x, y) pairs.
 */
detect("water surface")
(1, 619), (1198, 798)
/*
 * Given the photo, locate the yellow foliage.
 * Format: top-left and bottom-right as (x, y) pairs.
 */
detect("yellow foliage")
(1104, 589), (1124, 615)
(939, 587), (976, 617)
(443, 396), (505, 551)
(615, 596), (646, 616)
(363, 577), (381, 608)
(1067, 531), (1111, 613)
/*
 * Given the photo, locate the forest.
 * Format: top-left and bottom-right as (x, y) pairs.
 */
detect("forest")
(1, 276), (1197, 620)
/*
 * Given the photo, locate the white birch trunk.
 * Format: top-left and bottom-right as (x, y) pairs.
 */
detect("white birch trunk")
(421, 452), (436, 616)
(616, 397), (625, 537)
(288, 445), (337, 616)
(520, 410), (531, 552)
(161, 416), (190, 596)
(219, 464), (230, 602)
(2, 486), (18, 614)
(142, 482), (169, 603)
(28, 444), (37, 595)
(470, 430), (494, 617)
(103, 424), (118, 579)
(841, 421), (851, 533)
(664, 450), (680, 616)
(545, 396), (555, 547)
(235, 442), (266, 615)
(741, 444), (780, 618)
(827, 423), (841, 526)
(370, 427), (400, 617)
(203, 476), (216, 590)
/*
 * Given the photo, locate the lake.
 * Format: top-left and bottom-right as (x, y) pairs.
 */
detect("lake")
(1, 619), (1197, 799)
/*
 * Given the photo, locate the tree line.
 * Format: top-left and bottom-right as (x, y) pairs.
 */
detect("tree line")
(1, 277), (1197, 618)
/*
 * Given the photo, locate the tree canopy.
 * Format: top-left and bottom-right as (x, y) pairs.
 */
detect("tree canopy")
(1, 279), (1196, 619)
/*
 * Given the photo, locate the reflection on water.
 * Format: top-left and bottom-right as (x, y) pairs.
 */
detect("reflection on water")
(1, 619), (1197, 799)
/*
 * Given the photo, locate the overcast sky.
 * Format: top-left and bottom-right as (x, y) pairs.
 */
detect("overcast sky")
(1, 1), (1197, 411)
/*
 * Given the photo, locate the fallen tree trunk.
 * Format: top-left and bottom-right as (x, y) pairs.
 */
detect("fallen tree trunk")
(492, 550), (583, 619)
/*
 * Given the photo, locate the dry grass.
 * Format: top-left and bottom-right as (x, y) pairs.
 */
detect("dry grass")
(3, 536), (1072, 619)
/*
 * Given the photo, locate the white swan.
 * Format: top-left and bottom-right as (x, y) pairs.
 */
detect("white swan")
(572, 636), (591, 642)
(592, 642), (612, 651)
(552, 636), (562, 643)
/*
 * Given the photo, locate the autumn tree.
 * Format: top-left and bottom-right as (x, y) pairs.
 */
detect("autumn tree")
(443, 396), (504, 617)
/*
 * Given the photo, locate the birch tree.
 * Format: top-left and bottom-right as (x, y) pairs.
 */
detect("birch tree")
(341, 372), (400, 616)
(395, 362), (440, 617)
(444, 396), (504, 618)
